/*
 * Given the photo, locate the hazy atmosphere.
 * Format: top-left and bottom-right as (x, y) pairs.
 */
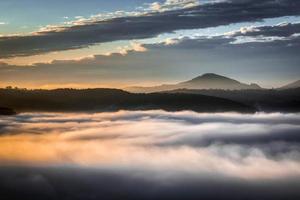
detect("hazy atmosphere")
(1, 0), (300, 199)
(1, 111), (300, 199)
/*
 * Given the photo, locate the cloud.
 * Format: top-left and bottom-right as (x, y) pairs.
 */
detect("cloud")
(148, 0), (200, 12)
(1, 110), (300, 199)
(118, 42), (148, 55)
(163, 22), (300, 46)
(0, 22), (299, 88)
(225, 22), (300, 42)
(0, 0), (300, 58)
(0, 111), (300, 178)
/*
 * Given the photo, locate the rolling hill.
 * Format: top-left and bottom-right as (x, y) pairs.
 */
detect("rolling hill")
(165, 88), (300, 112)
(126, 73), (262, 93)
(280, 80), (300, 89)
(0, 88), (255, 113)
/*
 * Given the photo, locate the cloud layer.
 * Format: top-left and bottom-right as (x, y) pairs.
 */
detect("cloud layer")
(0, 110), (300, 199)
(1, 22), (299, 88)
(1, 111), (300, 177)
(0, 0), (300, 58)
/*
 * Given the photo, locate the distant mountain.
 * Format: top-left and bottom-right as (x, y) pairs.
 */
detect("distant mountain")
(280, 80), (300, 89)
(179, 73), (261, 90)
(126, 73), (261, 93)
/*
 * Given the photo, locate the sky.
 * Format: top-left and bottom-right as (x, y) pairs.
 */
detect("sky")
(0, 0), (300, 88)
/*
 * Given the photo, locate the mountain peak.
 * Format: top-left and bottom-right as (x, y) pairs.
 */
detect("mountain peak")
(193, 73), (233, 80)
(184, 73), (239, 84)
(126, 73), (262, 93)
(201, 73), (224, 78)
(178, 73), (261, 90)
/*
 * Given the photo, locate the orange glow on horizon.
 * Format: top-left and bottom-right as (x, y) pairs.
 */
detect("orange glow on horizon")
(0, 80), (173, 90)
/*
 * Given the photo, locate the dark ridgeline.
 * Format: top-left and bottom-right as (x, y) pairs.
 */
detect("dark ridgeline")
(124, 73), (300, 112)
(0, 88), (255, 113)
(280, 80), (300, 90)
(0, 74), (299, 114)
(166, 88), (300, 112)
(0, 107), (16, 115)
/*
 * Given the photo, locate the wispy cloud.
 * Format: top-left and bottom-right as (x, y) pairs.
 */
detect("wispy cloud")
(147, 0), (200, 12)
(0, 0), (299, 58)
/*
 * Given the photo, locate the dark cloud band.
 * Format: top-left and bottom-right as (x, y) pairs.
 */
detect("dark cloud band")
(0, 0), (300, 58)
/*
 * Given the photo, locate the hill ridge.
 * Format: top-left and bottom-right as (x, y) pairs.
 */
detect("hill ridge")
(280, 80), (300, 89)
(126, 73), (261, 93)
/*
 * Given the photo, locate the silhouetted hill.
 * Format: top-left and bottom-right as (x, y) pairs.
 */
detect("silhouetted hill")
(280, 80), (300, 89)
(179, 73), (261, 90)
(166, 88), (300, 112)
(126, 73), (261, 93)
(0, 88), (255, 113)
(0, 107), (16, 115)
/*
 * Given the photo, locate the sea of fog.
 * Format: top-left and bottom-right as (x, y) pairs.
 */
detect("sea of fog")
(0, 110), (300, 200)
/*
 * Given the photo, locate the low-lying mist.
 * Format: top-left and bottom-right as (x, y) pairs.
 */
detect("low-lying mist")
(0, 110), (300, 199)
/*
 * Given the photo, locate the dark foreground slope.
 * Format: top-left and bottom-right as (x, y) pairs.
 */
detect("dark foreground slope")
(0, 88), (254, 113)
(0, 107), (16, 115)
(167, 88), (300, 112)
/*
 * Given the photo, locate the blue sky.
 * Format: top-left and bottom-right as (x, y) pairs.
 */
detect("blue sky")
(0, 0), (157, 34)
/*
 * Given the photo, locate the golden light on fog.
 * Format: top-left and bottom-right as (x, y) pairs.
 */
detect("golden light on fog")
(0, 111), (300, 180)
